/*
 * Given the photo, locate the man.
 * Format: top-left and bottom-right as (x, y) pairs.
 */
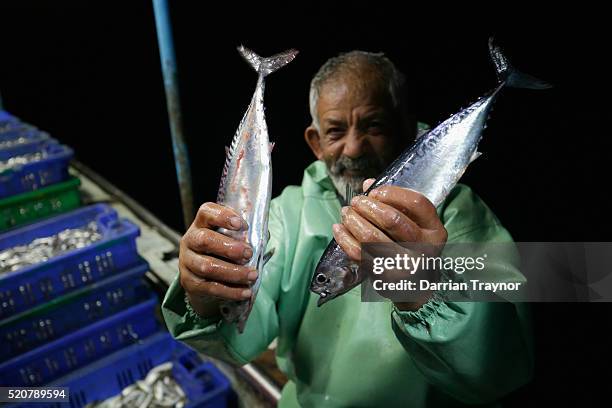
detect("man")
(162, 51), (533, 407)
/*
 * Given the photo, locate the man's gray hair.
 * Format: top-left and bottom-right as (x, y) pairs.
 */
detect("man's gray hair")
(309, 50), (408, 130)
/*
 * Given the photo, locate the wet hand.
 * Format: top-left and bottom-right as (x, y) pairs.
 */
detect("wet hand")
(179, 202), (258, 318)
(332, 180), (447, 310)
(332, 179), (448, 262)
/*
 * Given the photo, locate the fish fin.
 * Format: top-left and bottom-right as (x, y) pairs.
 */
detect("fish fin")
(488, 37), (552, 89)
(470, 151), (482, 163)
(217, 145), (233, 203)
(237, 46), (299, 77)
(262, 248), (275, 266)
(344, 183), (358, 205)
(269, 142), (275, 153)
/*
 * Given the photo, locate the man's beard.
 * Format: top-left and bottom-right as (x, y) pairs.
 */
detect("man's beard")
(326, 155), (385, 202)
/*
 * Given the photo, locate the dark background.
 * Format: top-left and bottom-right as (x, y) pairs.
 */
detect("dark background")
(0, 2), (608, 406)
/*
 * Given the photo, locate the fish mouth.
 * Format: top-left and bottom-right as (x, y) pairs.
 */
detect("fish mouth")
(315, 283), (358, 307)
(316, 291), (338, 307)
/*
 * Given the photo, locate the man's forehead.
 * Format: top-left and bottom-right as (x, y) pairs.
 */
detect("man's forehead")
(317, 77), (392, 115)
(321, 106), (388, 123)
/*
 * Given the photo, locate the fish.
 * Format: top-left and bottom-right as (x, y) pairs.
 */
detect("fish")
(217, 45), (298, 333)
(310, 38), (551, 306)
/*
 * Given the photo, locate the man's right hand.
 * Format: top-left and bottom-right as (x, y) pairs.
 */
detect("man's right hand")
(179, 202), (257, 318)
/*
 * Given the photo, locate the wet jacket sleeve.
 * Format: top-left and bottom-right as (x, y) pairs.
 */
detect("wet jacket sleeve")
(390, 185), (533, 405)
(161, 199), (286, 366)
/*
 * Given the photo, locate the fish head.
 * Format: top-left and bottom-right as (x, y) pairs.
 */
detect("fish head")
(310, 257), (360, 306)
(219, 300), (248, 325)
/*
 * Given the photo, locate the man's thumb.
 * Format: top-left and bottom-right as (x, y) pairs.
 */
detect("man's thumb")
(362, 178), (376, 192)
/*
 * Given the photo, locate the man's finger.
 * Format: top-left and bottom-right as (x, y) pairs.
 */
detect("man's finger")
(350, 195), (420, 242)
(184, 227), (252, 263)
(194, 202), (247, 231)
(180, 264), (252, 301)
(369, 185), (441, 229)
(181, 248), (258, 285)
(362, 178), (376, 192)
(341, 207), (393, 243)
(332, 223), (362, 262)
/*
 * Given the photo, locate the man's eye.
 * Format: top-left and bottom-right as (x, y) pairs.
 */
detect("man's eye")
(327, 128), (345, 139)
(367, 122), (386, 134)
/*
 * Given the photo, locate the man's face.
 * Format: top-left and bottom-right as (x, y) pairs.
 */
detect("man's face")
(305, 74), (406, 198)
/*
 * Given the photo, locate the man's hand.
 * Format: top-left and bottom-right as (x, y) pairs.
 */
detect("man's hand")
(179, 202), (258, 318)
(332, 179), (448, 310)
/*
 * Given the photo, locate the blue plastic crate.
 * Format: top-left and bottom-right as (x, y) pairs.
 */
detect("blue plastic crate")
(0, 141), (73, 199)
(0, 134), (53, 160)
(0, 110), (15, 122)
(0, 204), (141, 319)
(0, 260), (150, 360)
(0, 121), (32, 137)
(0, 128), (54, 156)
(0, 296), (159, 387)
(0, 111), (19, 131)
(7, 332), (232, 408)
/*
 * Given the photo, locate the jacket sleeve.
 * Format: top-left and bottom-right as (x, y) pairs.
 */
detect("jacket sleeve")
(390, 185), (534, 404)
(161, 198), (287, 366)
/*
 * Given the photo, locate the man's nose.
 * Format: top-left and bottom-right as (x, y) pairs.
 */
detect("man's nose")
(342, 129), (370, 159)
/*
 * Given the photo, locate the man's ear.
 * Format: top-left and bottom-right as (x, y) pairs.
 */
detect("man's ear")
(304, 125), (324, 160)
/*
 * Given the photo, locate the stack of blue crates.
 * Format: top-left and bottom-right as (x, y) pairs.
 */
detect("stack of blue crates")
(0, 111), (74, 199)
(0, 110), (81, 231)
(0, 113), (232, 407)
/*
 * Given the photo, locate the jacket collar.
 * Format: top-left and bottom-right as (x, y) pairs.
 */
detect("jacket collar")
(302, 160), (338, 200)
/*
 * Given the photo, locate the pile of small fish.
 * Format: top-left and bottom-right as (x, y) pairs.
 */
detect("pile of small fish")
(85, 362), (187, 408)
(0, 222), (102, 274)
(0, 136), (29, 150)
(0, 151), (45, 173)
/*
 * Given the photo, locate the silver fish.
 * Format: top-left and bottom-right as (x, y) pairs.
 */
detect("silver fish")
(311, 38), (551, 306)
(217, 46), (298, 332)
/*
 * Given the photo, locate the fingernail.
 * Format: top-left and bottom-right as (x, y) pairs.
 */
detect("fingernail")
(248, 270), (258, 281)
(350, 195), (362, 206)
(230, 217), (242, 229)
(332, 224), (341, 234)
(341, 206), (349, 216)
(243, 247), (253, 259)
(242, 289), (252, 298)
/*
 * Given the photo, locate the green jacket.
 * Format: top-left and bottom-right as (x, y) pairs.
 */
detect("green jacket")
(162, 160), (533, 408)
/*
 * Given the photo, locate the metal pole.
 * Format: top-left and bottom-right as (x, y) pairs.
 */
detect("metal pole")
(152, 0), (194, 230)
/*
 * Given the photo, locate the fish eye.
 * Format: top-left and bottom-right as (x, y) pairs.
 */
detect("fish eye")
(315, 273), (329, 284)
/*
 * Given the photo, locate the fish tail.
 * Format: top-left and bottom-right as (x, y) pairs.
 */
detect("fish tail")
(237, 46), (299, 77)
(488, 37), (552, 89)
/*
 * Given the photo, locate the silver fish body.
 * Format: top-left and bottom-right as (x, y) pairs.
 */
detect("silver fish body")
(217, 46), (297, 332)
(310, 39), (551, 306)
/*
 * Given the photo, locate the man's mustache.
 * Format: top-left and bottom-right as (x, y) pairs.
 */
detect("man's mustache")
(329, 155), (382, 176)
